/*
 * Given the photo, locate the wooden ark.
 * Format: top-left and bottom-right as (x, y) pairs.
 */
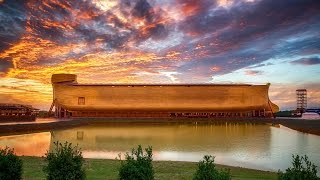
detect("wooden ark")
(50, 74), (279, 118)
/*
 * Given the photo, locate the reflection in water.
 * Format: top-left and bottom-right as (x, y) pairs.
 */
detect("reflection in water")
(269, 125), (320, 173)
(0, 132), (51, 156)
(0, 123), (319, 173)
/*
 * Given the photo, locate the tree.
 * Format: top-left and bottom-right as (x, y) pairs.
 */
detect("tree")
(193, 155), (231, 180)
(43, 141), (85, 180)
(118, 145), (154, 180)
(0, 147), (23, 180)
(278, 155), (319, 180)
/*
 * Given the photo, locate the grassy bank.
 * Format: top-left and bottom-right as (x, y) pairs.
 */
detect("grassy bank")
(21, 156), (277, 180)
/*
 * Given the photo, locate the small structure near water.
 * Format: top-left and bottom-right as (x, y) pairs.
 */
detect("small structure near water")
(296, 89), (307, 113)
(301, 112), (320, 120)
(0, 103), (38, 122)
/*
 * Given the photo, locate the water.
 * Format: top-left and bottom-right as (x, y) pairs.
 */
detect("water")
(0, 123), (319, 173)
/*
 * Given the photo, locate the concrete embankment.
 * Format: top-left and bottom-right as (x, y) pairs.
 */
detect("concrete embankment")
(275, 118), (320, 136)
(0, 117), (320, 136)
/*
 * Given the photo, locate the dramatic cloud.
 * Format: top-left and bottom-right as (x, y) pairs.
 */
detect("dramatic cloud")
(247, 63), (274, 69)
(269, 83), (320, 110)
(245, 70), (263, 76)
(0, 58), (13, 73)
(0, 0), (26, 51)
(0, 0), (320, 109)
(291, 57), (320, 65)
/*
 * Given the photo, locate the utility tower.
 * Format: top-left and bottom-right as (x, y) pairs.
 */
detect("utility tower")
(296, 89), (307, 113)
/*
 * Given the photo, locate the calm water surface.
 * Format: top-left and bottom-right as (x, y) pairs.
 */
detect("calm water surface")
(0, 123), (319, 172)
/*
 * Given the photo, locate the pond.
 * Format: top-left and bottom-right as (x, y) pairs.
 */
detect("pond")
(0, 123), (319, 173)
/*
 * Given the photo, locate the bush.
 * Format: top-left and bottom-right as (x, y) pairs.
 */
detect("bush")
(118, 145), (154, 180)
(43, 141), (85, 180)
(0, 147), (23, 180)
(193, 155), (231, 180)
(278, 155), (319, 180)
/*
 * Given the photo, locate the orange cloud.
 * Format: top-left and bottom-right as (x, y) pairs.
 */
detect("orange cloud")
(245, 70), (263, 76)
(210, 66), (221, 72)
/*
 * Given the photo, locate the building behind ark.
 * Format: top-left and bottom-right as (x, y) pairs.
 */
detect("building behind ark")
(50, 74), (279, 118)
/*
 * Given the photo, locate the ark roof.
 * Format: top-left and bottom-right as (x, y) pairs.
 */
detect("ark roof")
(70, 83), (257, 87)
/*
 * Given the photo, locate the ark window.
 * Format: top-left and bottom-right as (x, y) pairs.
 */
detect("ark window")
(78, 97), (85, 105)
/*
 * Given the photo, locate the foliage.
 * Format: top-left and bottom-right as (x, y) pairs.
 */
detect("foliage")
(193, 155), (231, 180)
(43, 141), (85, 180)
(118, 145), (154, 180)
(278, 155), (319, 180)
(275, 111), (294, 117)
(0, 147), (23, 180)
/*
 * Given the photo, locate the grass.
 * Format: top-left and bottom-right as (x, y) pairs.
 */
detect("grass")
(21, 156), (278, 180)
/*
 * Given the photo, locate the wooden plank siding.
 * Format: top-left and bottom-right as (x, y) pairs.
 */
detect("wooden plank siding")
(51, 74), (279, 118)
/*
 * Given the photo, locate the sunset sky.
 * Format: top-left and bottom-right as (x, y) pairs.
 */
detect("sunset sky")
(0, 0), (320, 110)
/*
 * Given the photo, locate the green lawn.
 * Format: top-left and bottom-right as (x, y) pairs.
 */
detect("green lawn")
(21, 156), (277, 180)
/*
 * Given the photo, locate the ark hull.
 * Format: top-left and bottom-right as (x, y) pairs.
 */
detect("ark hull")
(51, 74), (279, 118)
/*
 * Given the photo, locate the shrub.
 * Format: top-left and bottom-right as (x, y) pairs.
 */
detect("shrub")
(118, 145), (154, 180)
(193, 155), (231, 180)
(43, 141), (85, 180)
(278, 155), (319, 180)
(0, 147), (23, 180)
